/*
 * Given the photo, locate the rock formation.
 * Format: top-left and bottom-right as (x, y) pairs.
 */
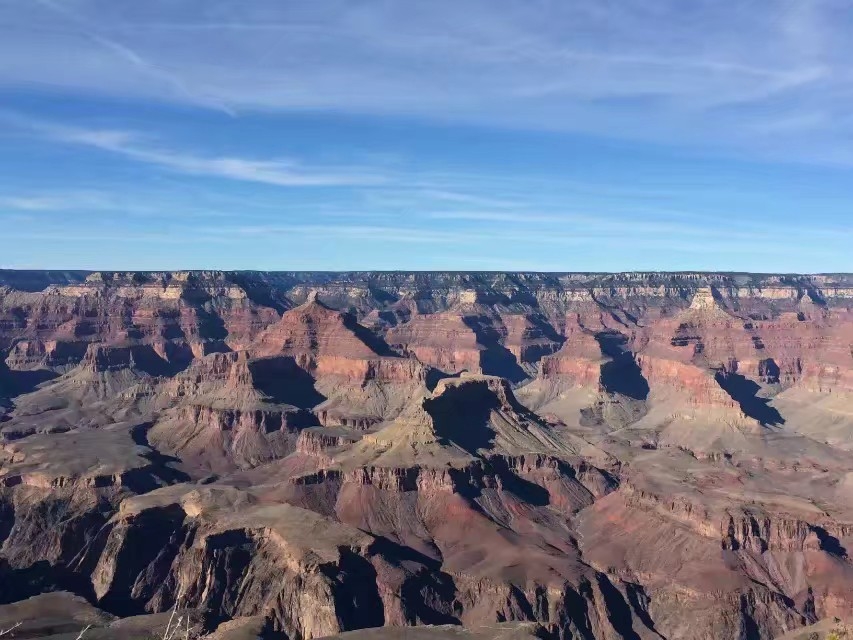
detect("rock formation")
(0, 270), (852, 639)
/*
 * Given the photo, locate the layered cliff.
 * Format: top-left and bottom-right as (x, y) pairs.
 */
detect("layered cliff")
(1, 270), (852, 640)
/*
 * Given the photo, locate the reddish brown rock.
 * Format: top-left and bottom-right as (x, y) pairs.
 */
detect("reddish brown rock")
(0, 270), (852, 640)
(386, 310), (483, 374)
(540, 326), (605, 389)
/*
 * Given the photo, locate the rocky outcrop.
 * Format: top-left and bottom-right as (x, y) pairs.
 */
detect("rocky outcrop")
(539, 328), (604, 389)
(721, 510), (853, 554)
(252, 295), (382, 362)
(500, 314), (563, 367)
(3, 270), (851, 398)
(158, 404), (313, 468)
(1, 270), (853, 640)
(296, 428), (361, 459)
(0, 423), (185, 588)
(386, 311), (484, 375)
(4, 339), (89, 372)
(249, 297), (436, 429)
(0, 271), (281, 377)
(73, 483), (645, 639)
(147, 352), (320, 473)
(82, 487), (389, 637)
(636, 355), (737, 407)
(619, 483), (853, 553)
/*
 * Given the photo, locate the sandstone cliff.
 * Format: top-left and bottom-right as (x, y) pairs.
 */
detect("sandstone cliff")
(0, 270), (852, 640)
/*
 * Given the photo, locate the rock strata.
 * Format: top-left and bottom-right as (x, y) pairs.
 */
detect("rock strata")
(0, 270), (851, 640)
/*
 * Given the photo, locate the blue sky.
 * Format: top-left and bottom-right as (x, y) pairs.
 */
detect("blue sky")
(1, 0), (851, 272)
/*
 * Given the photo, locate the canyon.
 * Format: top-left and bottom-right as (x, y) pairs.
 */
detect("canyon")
(1, 270), (853, 639)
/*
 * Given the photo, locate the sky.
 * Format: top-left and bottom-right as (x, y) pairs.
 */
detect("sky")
(0, 0), (852, 272)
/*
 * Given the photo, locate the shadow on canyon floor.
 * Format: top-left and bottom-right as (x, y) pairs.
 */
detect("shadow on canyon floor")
(714, 371), (784, 426)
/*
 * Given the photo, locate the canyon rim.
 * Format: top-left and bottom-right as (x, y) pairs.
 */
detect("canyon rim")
(0, 270), (852, 639)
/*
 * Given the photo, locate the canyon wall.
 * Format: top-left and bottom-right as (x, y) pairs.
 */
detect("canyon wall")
(1, 270), (852, 640)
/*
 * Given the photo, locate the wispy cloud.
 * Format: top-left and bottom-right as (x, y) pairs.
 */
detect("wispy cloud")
(218, 223), (470, 245)
(421, 205), (853, 248)
(0, 1), (851, 272)
(31, 0), (236, 116)
(0, 191), (112, 212)
(1, 0), (849, 160)
(2, 111), (387, 188)
(415, 189), (521, 209)
(194, 218), (851, 255)
(427, 211), (571, 224)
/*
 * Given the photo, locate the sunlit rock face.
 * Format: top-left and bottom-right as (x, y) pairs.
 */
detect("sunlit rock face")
(1, 270), (853, 639)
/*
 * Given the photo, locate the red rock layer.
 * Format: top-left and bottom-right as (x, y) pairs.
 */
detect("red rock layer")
(253, 297), (378, 359)
(0, 272), (280, 373)
(540, 324), (605, 388)
(385, 311), (483, 374)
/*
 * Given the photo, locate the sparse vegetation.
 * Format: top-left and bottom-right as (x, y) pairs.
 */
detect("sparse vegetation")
(826, 625), (851, 640)
(0, 592), (206, 640)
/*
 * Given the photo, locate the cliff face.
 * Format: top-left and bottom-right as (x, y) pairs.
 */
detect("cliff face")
(1, 270), (853, 640)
